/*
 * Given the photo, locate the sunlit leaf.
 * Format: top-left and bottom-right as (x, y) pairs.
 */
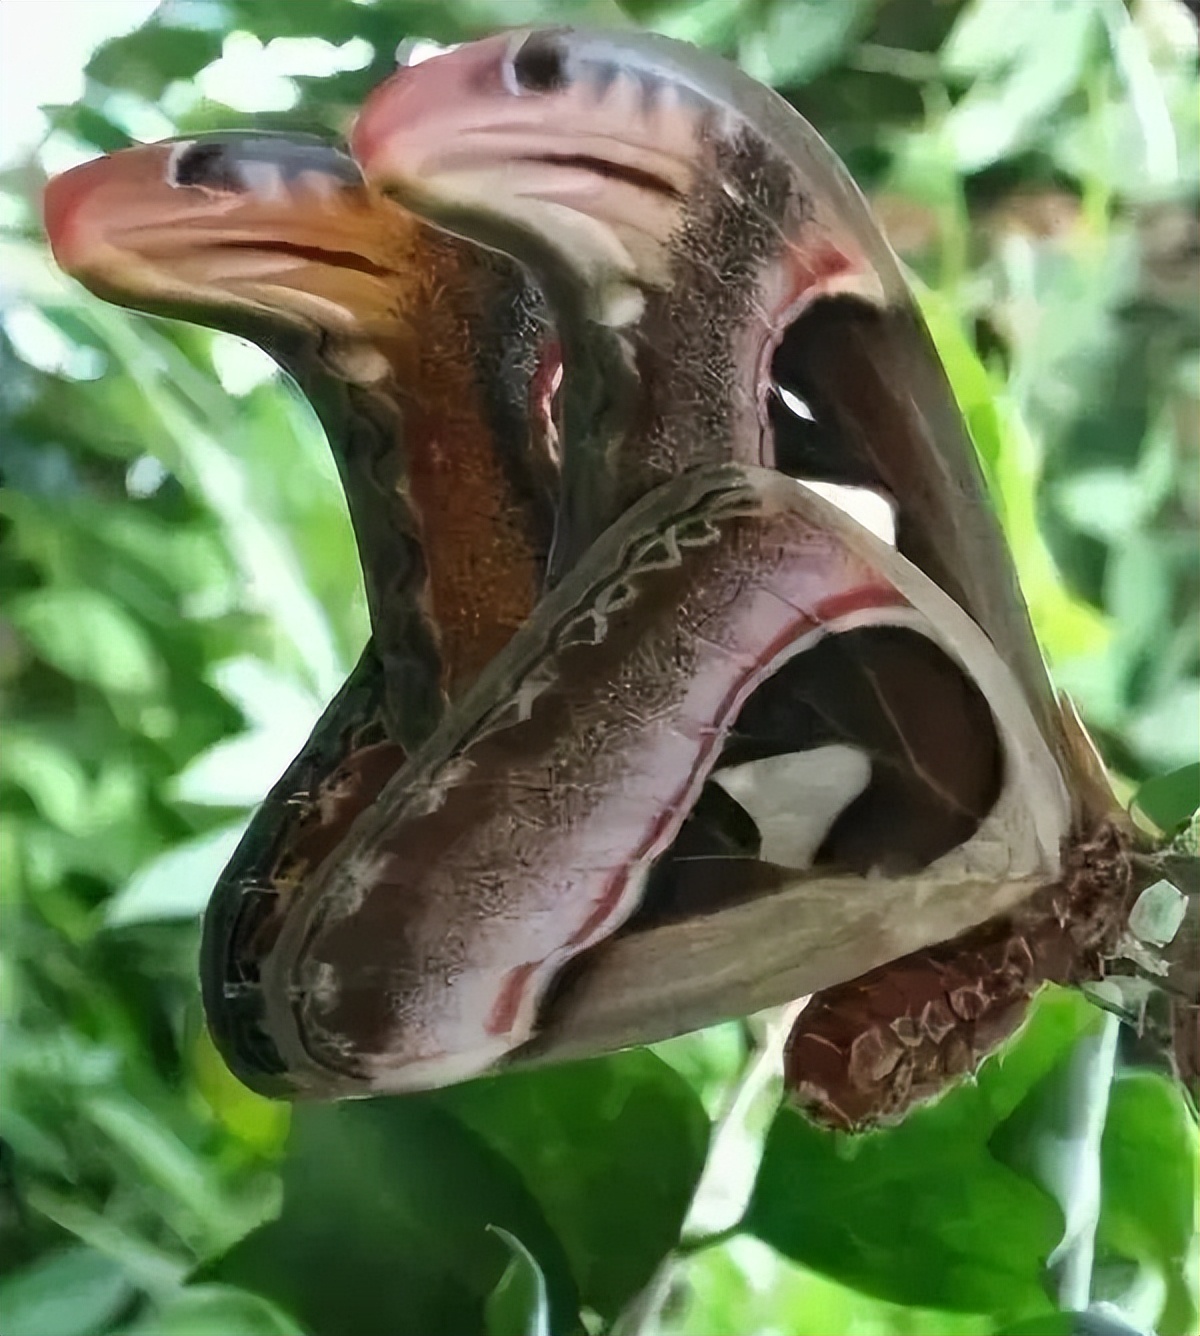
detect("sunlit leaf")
(106, 819), (249, 926)
(917, 286), (1110, 664)
(0, 730), (92, 833)
(737, 0), (878, 88)
(0, 1247), (133, 1336)
(1128, 681), (1200, 773)
(170, 658), (325, 807)
(988, 1015), (1118, 1310)
(671, 1238), (994, 1336)
(8, 586), (165, 697)
(191, 1029), (290, 1157)
(941, 0), (1104, 170)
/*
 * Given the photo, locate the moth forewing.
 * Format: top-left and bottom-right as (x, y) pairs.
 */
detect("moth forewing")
(255, 469), (1070, 1094)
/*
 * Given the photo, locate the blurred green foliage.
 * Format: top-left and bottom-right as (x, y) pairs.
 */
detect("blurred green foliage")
(1, 1), (1197, 1334)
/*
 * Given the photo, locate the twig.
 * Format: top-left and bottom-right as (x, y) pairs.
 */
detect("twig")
(609, 1004), (801, 1336)
(1046, 1014), (1122, 1310)
(682, 1005), (801, 1240)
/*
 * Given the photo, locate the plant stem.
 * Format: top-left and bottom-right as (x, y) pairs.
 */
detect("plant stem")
(1048, 1012), (1121, 1310)
(610, 1004), (799, 1336)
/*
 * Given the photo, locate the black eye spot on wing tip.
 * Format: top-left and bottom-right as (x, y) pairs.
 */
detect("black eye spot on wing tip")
(169, 135), (363, 195)
(171, 141), (245, 193)
(511, 31), (571, 93)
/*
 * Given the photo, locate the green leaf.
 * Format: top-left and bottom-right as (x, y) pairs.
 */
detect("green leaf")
(0, 730), (91, 833)
(8, 586), (164, 697)
(106, 819), (249, 926)
(941, 0), (1039, 79)
(745, 990), (1097, 1314)
(209, 1099), (580, 1336)
(191, 1028), (291, 1158)
(87, 21), (224, 99)
(1056, 470), (1147, 544)
(1094, 1074), (1199, 1336)
(1104, 538), (1175, 695)
(915, 286), (1008, 478)
(436, 1052), (710, 1319)
(24, 1182), (189, 1294)
(0, 1246), (134, 1336)
(171, 658), (325, 808)
(1133, 764), (1200, 836)
(40, 103), (136, 153)
(940, 0), (1104, 170)
(75, 303), (347, 701)
(83, 1094), (231, 1243)
(737, 0), (878, 89)
(988, 1014), (1118, 1309)
(1128, 683), (1200, 774)
(485, 1228), (552, 1336)
(916, 287), (1109, 665)
(637, 0), (743, 48)
(672, 1237), (996, 1336)
(652, 1021), (749, 1116)
(117, 1284), (305, 1336)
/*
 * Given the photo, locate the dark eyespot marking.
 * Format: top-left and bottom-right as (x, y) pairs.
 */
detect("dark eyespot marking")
(769, 350), (837, 482)
(169, 132), (365, 195)
(769, 297), (883, 488)
(510, 31), (571, 93)
(172, 141), (245, 192)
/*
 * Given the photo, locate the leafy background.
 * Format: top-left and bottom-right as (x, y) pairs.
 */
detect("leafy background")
(1, 0), (1198, 1333)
